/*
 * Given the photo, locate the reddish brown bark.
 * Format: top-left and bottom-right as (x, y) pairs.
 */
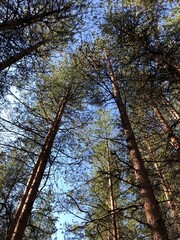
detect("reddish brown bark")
(6, 92), (69, 240)
(148, 97), (180, 151)
(104, 50), (169, 240)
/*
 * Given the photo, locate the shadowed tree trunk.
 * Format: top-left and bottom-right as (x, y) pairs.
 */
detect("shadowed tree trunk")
(0, 40), (46, 71)
(104, 50), (169, 240)
(6, 91), (69, 240)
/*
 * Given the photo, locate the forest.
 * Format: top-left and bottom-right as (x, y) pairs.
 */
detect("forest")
(0, 0), (179, 239)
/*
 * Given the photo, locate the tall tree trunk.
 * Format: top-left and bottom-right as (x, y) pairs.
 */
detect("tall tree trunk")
(147, 97), (180, 151)
(6, 92), (69, 240)
(104, 50), (169, 240)
(106, 138), (118, 240)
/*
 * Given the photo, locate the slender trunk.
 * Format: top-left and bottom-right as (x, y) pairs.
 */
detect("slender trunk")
(153, 163), (174, 214)
(147, 142), (180, 235)
(161, 96), (179, 121)
(6, 93), (69, 240)
(146, 142), (176, 219)
(106, 139), (118, 240)
(0, 40), (45, 71)
(104, 50), (169, 240)
(147, 97), (180, 151)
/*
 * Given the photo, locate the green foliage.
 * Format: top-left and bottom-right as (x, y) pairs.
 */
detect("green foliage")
(24, 190), (58, 240)
(0, 0), (89, 93)
(0, 0), (179, 239)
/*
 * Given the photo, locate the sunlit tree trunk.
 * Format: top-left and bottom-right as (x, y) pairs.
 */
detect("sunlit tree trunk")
(147, 144), (174, 208)
(106, 138), (118, 240)
(147, 97), (180, 151)
(161, 96), (179, 121)
(104, 50), (169, 240)
(6, 92), (69, 240)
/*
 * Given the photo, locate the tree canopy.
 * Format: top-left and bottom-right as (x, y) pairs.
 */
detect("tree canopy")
(0, 0), (179, 239)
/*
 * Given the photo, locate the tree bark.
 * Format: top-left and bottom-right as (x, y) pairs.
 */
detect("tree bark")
(106, 138), (118, 240)
(104, 50), (169, 240)
(6, 92), (69, 240)
(147, 97), (180, 151)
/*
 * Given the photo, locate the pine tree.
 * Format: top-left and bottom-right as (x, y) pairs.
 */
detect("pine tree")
(5, 59), (91, 240)
(0, 0), (88, 92)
